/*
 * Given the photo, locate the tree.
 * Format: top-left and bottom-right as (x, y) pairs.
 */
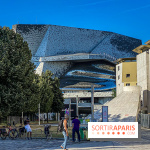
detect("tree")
(51, 77), (64, 113)
(0, 27), (40, 117)
(112, 88), (116, 98)
(24, 74), (40, 114)
(38, 70), (54, 122)
(37, 70), (64, 122)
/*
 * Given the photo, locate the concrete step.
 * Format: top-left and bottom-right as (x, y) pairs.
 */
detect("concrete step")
(85, 86), (141, 122)
(104, 86), (141, 122)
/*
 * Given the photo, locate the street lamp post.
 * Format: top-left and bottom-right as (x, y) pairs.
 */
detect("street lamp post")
(76, 95), (79, 116)
(91, 85), (94, 122)
(38, 103), (40, 125)
(69, 100), (71, 127)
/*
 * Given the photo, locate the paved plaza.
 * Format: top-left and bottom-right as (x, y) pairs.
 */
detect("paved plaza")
(0, 128), (150, 150)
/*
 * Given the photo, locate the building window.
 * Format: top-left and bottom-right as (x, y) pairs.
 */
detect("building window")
(118, 75), (120, 80)
(126, 74), (130, 78)
(126, 83), (130, 86)
(118, 66), (120, 71)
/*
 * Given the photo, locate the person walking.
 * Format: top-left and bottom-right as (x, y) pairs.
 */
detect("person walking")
(72, 116), (80, 142)
(60, 114), (69, 150)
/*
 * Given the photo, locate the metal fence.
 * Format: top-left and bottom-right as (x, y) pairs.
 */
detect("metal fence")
(138, 113), (150, 128)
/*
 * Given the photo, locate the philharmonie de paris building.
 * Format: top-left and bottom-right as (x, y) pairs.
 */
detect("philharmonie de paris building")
(12, 24), (142, 118)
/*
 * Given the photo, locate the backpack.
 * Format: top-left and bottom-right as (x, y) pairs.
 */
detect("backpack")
(19, 127), (25, 133)
(44, 125), (50, 134)
(57, 119), (64, 132)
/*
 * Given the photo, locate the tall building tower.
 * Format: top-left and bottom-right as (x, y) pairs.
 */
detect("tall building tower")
(133, 41), (150, 113)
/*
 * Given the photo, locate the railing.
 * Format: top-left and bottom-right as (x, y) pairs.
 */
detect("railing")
(32, 128), (43, 138)
(138, 113), (150, 128)
(78, 103), (91, 107)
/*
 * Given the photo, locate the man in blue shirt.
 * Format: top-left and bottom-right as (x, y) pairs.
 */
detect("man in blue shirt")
(72, 116), (80, 142)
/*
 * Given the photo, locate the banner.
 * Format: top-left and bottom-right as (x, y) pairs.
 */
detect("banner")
(88, 122), (138, 139)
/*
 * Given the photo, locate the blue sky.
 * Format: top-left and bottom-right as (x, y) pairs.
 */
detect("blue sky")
(0, 0), (150, 44)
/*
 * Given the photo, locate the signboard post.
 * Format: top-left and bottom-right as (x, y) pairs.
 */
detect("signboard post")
(102, 106), (108, 122)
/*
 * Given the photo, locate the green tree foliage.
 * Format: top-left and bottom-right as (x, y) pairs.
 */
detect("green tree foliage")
(112, 88), (116, 98)
(37, 70), (64, 122)
(51, 77), (64, 113)
(38, 70), (54, 114)
(0, 27), (39, 117)
(37, 70), (54, 123)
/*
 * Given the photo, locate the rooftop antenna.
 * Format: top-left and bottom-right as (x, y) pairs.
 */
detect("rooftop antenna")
(36, 17), (37, 24)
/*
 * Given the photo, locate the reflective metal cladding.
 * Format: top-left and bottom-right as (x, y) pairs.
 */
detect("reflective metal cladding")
(60, 60), (116, 91)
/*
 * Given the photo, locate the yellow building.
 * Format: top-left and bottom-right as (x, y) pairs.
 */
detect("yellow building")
(116, 58), (137, 96)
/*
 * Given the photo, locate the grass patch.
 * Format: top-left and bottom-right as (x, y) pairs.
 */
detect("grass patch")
(0, 124), (73, 138)
(0, 123), (88, 139)
(30, 126), (73, 138)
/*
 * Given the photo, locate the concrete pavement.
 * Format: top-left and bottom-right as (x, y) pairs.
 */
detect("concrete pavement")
(0, 128), (150, 150)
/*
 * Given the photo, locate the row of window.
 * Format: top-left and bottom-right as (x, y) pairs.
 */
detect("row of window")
(118, 83), (130, 86)
(118, 83), (137, 86)
(118, 74), (130, 80)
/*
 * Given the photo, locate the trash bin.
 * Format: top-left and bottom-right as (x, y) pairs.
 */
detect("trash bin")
(79, 128), (84, 139)
(80, 127), (89, 140)
(85, 130), (90, 140)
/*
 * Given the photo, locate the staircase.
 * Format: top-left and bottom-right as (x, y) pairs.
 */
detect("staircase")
(105, 86), (141, 122)
(85, 86), (141, 122)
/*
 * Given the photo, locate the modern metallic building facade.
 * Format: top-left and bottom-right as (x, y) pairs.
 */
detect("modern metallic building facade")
(12, 24), (142, 115)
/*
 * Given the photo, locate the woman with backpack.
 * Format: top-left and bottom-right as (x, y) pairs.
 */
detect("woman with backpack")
(60, 114), (69, 150)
